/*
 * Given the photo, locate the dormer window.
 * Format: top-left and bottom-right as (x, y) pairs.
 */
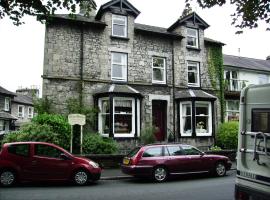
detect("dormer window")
(187, 28), (199, 48)
(112, 15), (127, 38)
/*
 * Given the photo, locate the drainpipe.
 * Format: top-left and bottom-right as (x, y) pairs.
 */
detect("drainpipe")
(171, 39), (176, 142)
(79, 24), (84, 109)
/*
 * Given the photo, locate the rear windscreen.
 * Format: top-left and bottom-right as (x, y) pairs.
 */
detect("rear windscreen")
(252, 109), (270, 133)
(127, 147), (140, 157)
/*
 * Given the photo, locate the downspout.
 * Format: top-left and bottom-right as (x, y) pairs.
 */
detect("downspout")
(171, 39), (176, 142)
(79, 24), (84, 109)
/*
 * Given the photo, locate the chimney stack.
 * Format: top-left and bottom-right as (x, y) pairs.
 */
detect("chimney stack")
(79, 0), (97, 17)
(266, 55), (270, 61)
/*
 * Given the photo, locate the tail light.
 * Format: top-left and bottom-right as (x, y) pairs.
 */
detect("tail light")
(130, 156), (139, 165)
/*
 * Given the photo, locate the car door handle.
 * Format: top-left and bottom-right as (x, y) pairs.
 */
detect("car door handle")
(31, 160), (37, 165)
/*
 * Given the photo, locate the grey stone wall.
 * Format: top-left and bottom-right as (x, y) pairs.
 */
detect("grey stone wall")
(42, 10), (222, 149)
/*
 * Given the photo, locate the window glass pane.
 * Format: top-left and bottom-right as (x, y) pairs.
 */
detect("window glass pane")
(0, 120), (4, 131)
(231, 71), (238, 79)
(113, 18), (125, 25)
(114, 99), (133, 134)
(188, 71), (197, 83)
(182, 146), (201, 155)
(167, 146), (185, 156)
(102, 114), (110, 134)
(112, 64), (123, 78)
(113, 25), (125, 37)
(101, 100), (110, 113)
(35, 144), (63, 158)
(196, 103), (208, 115)
(183, 117), (192, 133)
(187, 28), (197, 36)
(187, 37), (196, 46)
(227, 101), (239, 111)
(183, 103), (191, 116)
(188, 63), (198, 84)
(153, 58), (164, 68)
(153, 68), (164, 81)
(252, 111), (269, 133)
(142, 147), (162, 157)
(196, 103), (209, 133)
(112, 53), (123, 64)
(181, 103), (192, 134)
(8, 144), (29, 157)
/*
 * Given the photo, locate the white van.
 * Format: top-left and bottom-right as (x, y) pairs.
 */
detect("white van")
(235, 84), (270, 199)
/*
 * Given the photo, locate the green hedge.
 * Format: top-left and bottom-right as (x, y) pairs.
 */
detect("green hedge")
(216, 121), (239, 149)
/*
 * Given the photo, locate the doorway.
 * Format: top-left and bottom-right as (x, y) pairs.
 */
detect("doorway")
(152, 100), (167, 141)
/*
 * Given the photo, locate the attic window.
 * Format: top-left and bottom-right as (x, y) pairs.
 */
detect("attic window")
(187, 28), (198, 48)
(112, 15), (127, 38)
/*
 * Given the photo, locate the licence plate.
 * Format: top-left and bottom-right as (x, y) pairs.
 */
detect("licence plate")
(123, 158), (130, 165)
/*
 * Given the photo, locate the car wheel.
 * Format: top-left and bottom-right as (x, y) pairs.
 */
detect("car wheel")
(153, 166), (168, 182)
(73, 170), (89, 186)
(215, 162), (226, 177)
(0, 170), (16, 187)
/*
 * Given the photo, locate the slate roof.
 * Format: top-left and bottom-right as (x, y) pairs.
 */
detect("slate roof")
(175, 89), (216, 100)
(94, 84), (142, 97)
(13, 94), (33, 106)
(134, 23), (183, 39)
(0, 112), (17, 120)
(0, 86), (16, 96)
(223, 54), (270, 73)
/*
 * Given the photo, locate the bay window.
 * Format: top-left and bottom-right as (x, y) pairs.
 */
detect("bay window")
(152, 57), (166, 84)
(98, 97), (140, 138)
(180, 101), (212, 137)
(112, 14), (127, 38)
(111, 52), (127, 82)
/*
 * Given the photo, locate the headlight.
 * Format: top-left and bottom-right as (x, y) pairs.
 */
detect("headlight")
(89, 161), (99, 168)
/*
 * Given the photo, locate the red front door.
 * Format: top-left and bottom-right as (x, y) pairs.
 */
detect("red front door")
(152, 100), (167, 141)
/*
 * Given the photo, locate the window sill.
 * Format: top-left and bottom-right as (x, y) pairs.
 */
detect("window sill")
(186, 46), (201, 51)
(152, 82), (167, 86)
(110, 36), (130, 41)
(188, 84), (200, 88)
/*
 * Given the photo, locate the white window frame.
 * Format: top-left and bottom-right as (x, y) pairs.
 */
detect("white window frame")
(180, 101), (193, 137)
(152, 57), (166, 84)
(111, 52), (128, 82)
(28, 107), (34, 118)
(98, 97), (139, 138)
(195, 101), (212, 137)
(18, 105), (25, 118)
(112, 14), (127, 38)
(0, 120), (4, 131)
(4, 97), (10, 111)
(187, 61), (200, 87)
(186, 28), (199, 48)
(224, 70), (240, 91)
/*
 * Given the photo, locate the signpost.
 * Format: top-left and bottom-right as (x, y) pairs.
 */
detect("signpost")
(68, 114), (86, 154)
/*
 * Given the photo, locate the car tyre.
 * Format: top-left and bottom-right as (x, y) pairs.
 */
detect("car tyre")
(215, 162), (226, 177)
(153, 166), (168, 182)
(0, 170), (16, 187)
(73, 169), (89, 186)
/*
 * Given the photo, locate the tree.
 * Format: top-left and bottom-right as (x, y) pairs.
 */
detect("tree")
(185, 0), (270, 33)
(0, 0), (96, 25)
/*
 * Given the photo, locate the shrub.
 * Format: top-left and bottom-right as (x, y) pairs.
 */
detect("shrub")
(82, 133), (118, 154)
(216, 121), (239, 149)
(2, 123), (58, 145)
(140, 125), (156, 145)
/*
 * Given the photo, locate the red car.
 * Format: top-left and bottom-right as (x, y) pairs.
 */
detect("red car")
(0, 142), (101, 186)
(121, 144), (232, 182)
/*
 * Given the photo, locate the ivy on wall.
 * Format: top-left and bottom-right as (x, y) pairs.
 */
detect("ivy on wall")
(207, 45), (225, 122)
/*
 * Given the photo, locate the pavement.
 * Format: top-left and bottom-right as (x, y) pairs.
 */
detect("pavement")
(100, 161), (236, 180)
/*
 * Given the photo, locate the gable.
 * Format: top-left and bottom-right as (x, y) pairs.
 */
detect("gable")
(96, 0), (140, 20)
(168, 12), (209, 31)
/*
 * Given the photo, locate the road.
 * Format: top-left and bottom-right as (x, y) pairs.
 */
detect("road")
(0, 171), (236, 200)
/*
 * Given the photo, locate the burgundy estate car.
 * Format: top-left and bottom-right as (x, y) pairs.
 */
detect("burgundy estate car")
(121, 144), (232, 182)
(0, 142), (101, 186)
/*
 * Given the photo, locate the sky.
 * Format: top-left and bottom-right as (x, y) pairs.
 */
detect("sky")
(0, 0), (269, 94)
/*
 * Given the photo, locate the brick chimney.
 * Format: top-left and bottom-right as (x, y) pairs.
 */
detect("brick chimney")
(79, 0), (97, 17)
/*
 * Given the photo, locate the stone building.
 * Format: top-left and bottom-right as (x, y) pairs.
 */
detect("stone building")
(42, 0), (224, 148)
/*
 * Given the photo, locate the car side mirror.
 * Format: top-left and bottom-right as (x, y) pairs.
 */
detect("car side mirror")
(60, 153), (70, 160)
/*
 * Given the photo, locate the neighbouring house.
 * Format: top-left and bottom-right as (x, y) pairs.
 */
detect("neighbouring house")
(0, 86), (17, 136)
(42, 0), (225, 149)
(223, 54), (270, 121)
(11, 87), (36, 129)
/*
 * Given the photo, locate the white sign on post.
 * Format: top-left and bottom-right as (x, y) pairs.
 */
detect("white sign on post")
(68, 114), (86, 154)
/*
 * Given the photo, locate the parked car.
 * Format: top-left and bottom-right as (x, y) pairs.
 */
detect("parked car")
(0, 142), (101, 186)
(121, 144), (232, 182)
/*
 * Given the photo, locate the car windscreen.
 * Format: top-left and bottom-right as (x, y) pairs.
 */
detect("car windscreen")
(127, 147), (140, 158)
